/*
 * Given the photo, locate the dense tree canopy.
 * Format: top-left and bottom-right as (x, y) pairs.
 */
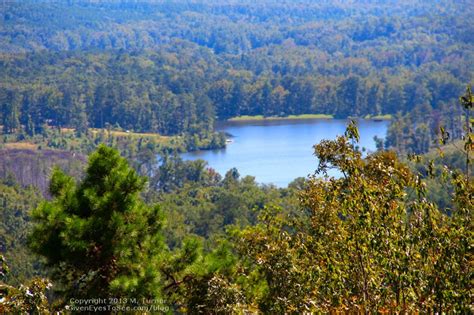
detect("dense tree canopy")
(230, 121), (472, 312)
(0, 1), (472, 141)
(0, 1), (472, 313)
(0, 117), (470, 312)
(0, 180), (42, 286)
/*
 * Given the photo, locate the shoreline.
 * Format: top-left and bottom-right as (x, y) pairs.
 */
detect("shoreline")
(227, 114), (392, 122)
(227, 114), (334, 122)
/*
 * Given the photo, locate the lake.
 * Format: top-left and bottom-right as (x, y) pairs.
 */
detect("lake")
(182, 119), (389, 187)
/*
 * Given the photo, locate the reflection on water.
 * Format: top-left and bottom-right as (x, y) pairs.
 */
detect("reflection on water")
(182, 119), (388, 187)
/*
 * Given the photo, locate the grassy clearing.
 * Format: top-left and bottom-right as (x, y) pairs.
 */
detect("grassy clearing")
(3, 142), (39, 150)
(90, 128), (170, 140)
(228, 114), (334, 122)
(364, 114), (393, 120)
(60, 128), (173, 143)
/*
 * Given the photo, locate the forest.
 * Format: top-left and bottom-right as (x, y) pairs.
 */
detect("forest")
(1, 116), (472, 312)
(1, 0), (473, 155)
(0, 0), (472, 313)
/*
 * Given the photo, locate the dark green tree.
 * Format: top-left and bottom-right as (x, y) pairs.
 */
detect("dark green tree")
(29, 145), (165, 304)
(1, 96), (20, 134)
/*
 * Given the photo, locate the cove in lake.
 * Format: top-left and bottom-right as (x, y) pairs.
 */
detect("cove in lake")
(182, 119), (389, 187)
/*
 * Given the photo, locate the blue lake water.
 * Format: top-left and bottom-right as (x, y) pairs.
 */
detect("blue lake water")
(182, 119), (389, 187)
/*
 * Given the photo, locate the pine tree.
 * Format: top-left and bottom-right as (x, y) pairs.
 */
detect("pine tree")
(29, 145), (165, 305)
(2, 100), (20, 134)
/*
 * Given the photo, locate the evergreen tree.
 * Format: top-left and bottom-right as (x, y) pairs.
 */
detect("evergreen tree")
(29, 145), (165, 304)
(1, 97), (20, 134)
(71, 94), (89, 136)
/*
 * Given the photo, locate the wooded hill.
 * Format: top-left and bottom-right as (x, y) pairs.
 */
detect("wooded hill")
(1, 1), (472, 152)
